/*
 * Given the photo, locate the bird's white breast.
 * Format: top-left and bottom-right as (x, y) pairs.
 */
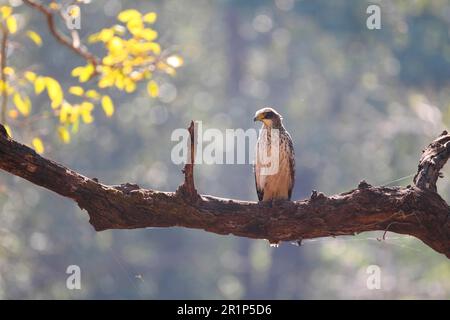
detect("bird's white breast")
(255, 126), (294, 201)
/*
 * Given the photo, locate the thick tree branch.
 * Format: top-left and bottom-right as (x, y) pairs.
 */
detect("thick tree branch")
(414, 130), (450, 192)
(0, 123), (449, 258)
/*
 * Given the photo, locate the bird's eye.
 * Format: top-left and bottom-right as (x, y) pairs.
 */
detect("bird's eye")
(265, 111), (275, 119)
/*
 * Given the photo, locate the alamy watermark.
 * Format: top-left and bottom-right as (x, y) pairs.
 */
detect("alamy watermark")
(66, 265), (81, 290)
(366, 265), (381, 290)
(171, 121), (281, 175)
(366, 4), (381, 30)
(63, 5), (81, 30)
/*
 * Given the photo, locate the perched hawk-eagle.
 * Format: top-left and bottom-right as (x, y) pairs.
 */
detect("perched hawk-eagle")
(254, 107), (295, 201)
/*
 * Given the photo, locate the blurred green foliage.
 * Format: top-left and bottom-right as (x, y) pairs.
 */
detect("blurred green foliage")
(0, 0), (449, 299)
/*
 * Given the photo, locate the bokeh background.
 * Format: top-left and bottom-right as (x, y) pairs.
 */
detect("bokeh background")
(0, 0), (450, 299)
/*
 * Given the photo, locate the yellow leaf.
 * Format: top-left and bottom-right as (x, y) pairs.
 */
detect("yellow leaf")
(114, 73), (125, 90)
(0, 6), (12, 19)
(102, 55), (114, 66)
(139, 28), (158, 41)
(71, 64), (94, 82)
(58, 126), (71, 144)
(127, 18), (144, 35)
(3, 67), (14, 75)
(98, 28), (114, 42)
(143, 12), (157, 24)
(147, 80), (159, 98)
(59, 102), (71, 123)
(24, 96), (32, 111)
(99, 76), (115, 88)
(44, 77), (63, 108)
(71, 66), (84, 77)
(4, 124), (12, 138)
(32, 137), (45, 154)
(167, 55), (184, 68)
(122, 64), (133, 75)
(69, 86), (84, 96)
(101, 95), (114, 117)
(67, 6), (80, 18)
(112, 24), (126, 35)
(72, 117), (80, 133)
(8, 109), (18, 119)
(0, 79), (14, 94)
(81, 112), (94, 124)
(13, 93), (31, 116)
(34, 77), (46, 94)
(81, 64), (95, 82)
(49, 2), (60, 10)
(125, 80), (136, 93)
(87, 32), (100, 43)
(129, 71), (144, 81)
(26, 30), (42, 46)
(85, 89), (100, 99)
(147, 42), (161, 55)
(118, 9), (141, 22)
(6, 16), (17, 34)
(80, 102), (94, 123)
(24, 71), (37, 82)
(81, 101), (94, 111)
(158, 61), (176, 76)
(69, 105), (79, 123)
(107, 37), (124, 54)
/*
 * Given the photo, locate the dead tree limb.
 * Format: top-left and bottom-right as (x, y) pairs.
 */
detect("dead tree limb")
(0, 123), (449, 258)
(176, 121), (200, 201)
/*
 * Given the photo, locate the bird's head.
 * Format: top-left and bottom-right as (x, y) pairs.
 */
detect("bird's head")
(253, 107), (283, 128)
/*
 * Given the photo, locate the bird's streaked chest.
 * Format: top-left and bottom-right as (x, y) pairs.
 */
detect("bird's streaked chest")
(255, 127), (292, 182)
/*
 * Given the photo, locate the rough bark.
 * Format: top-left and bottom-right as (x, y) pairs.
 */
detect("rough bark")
(0, 124), (449, 258)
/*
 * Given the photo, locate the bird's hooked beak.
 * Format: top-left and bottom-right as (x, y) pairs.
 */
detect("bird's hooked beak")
(254, 114), (264, 122)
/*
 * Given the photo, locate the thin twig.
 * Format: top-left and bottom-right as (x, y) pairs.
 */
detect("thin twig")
(22, 0), (99, 72)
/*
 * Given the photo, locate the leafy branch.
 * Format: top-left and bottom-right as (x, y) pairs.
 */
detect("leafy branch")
(22, 0), (100, 70)
(0, 1), (183, 153)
